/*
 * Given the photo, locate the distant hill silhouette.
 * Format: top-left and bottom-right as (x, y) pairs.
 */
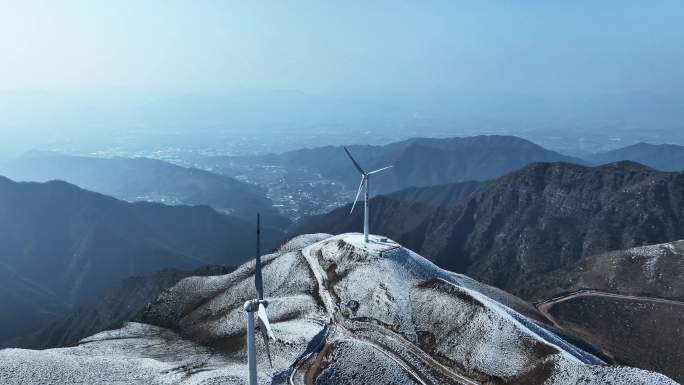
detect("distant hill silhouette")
(588, 142), (684, 171)
(0, 152), (288, 227)
(205, 135), (586, 194)
(0, 176), (281, 342)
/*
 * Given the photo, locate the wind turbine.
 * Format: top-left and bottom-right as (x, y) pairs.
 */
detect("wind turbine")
(344, 146), (393, 243)
(243, 213), (275, 385)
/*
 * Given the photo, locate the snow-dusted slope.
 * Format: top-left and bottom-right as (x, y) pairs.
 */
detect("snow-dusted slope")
(523, 239), (684, 301)
(0, 233), (677, 385)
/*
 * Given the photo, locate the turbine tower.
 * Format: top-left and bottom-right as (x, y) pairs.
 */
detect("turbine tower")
(344, 146), (392, 243)
(243, 213), (275, 385)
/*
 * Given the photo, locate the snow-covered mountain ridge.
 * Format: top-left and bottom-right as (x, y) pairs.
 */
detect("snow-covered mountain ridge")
(0, 233), (677, 384)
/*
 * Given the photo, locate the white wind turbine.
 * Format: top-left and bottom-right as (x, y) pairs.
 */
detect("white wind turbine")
(243, 213), (275, 385)
(344, 146), (393, 243)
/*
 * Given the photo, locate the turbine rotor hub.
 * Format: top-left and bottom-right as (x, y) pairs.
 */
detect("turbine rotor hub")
(243, 299), (268, 312)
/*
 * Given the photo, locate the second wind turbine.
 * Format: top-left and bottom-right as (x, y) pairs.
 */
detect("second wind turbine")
(343, 146), (392, 243)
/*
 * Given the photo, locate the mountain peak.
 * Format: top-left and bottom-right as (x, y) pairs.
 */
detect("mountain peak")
(599, 159), (657, 171)
(1, 232), (675, 384)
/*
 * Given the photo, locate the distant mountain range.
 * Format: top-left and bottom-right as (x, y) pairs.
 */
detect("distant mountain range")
(204, 135), (587, 194)
(6, 137), (683, 227)
(0, 176), (281, 343)
(295, 161), (684, 296)
(589, 142), (684, 171)
(0, 151), (288, 227)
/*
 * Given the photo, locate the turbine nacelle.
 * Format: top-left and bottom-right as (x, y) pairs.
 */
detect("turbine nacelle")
(244, 299), (274, 338)
(349, 167), (393, 214)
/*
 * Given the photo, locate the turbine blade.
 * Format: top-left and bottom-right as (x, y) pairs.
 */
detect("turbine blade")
(257, 304), (275, 340)
(368, 165), (393, 175)
(257, 303), (274, 367)
(350, 176), (365, 214)
(343, 146), (365, 174)
(259, 324), (273, 367)
(255, 214), (264, 301)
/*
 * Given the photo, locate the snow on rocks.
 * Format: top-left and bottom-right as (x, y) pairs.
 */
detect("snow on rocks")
(0, 233), (678, 385)
(316, 339), (422, 385)
(0, 323), (215, 385)
(277, 233), (332, 253)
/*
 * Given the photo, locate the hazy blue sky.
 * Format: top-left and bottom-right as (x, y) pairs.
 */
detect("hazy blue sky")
(2, 1), (683, 96)
(1, 1), (684, 157)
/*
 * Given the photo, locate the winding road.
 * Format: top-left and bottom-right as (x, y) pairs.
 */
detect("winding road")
(536, 289), (684, 329)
